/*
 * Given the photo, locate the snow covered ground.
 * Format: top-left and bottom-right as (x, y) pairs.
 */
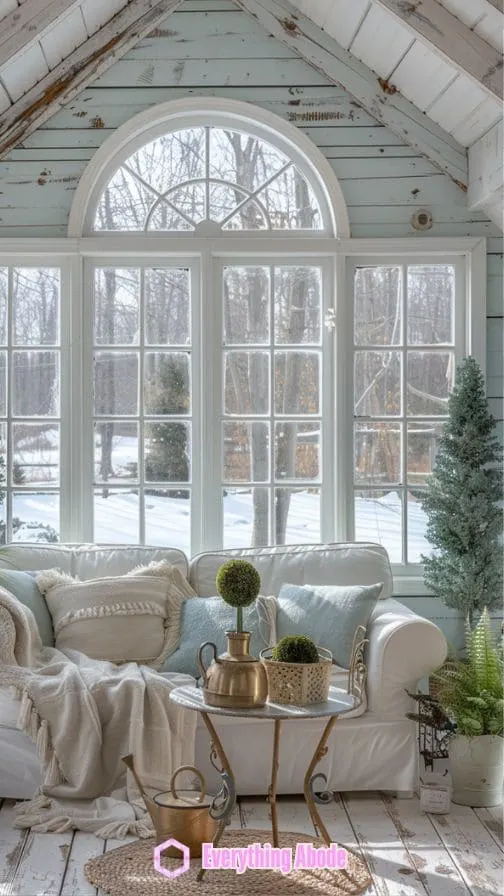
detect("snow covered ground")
(8, 488), (429, 563)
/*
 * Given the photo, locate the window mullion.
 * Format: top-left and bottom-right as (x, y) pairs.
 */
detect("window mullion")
(81, 260), (95, 542)
(198, 250), (221, 552)
(60, 257), (78, 540)
(401, 264), (408, 566)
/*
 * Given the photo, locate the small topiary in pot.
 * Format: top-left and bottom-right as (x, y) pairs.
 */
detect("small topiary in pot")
(216, 559), (261, 633)
(262, 634), (332, 705)
(272, 634), (319, 664)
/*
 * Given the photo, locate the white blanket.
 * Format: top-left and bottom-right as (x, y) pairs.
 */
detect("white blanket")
(0, 585), (197, 838)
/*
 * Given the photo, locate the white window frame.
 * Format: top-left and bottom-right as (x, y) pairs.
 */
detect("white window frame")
(0, 98), (488, 594)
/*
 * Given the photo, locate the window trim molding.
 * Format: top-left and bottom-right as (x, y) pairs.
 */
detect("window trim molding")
(66, 97), (351, 239)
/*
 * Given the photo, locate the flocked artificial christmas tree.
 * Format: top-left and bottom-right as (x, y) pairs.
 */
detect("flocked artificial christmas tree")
(418, 356), (503, 626)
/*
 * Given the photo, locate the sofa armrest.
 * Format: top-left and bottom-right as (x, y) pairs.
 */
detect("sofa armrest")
(365, 598), (447, 718)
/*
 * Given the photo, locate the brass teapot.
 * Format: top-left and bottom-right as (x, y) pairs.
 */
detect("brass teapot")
(122, 754), (218, 856)
(198, 631), (268, 709)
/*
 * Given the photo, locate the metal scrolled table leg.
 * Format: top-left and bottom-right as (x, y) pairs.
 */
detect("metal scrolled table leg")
(267, 719), (282, 847)
(197, 711), (236, 881)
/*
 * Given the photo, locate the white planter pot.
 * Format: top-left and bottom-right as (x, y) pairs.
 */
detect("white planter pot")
(449, 734), (503, 807)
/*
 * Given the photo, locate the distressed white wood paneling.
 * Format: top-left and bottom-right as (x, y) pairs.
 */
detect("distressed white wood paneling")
(0, 41), (49, 101)
(0, 0), (183, 156)
(0, 0), (82, 68)
(429, 804), (504, 894)
(40, 7), (88, 69)
(299, 0), (371, 50)
(438, 0), (492, 30)
(372, 0), (503, 99)
(427, 75), (493, 136)
(58, 831), (101, 895)
(0, 0), (18, 19)
(439, 0), (503, 51)
(80, 0), (126, 36)
(475, 6), (504, 50)
(389, 41), (457, 112)
(0, 81), (10, 113)
(453, 95), (502, 147)
(349, 4), (415, 80)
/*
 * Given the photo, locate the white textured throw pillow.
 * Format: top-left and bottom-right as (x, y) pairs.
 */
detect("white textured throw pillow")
(37, 566), (196, 667)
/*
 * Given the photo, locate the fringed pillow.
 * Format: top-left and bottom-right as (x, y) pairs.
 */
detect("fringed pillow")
(37, 564), (196, 667)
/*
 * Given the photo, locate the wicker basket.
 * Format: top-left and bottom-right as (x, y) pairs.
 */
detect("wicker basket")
(260, 647), (333, 705)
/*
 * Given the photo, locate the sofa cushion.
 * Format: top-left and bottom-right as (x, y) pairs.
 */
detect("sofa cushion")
(276, 582), (383, 668)
(189, 543), (393, 599)
(0, 569), (54, 646)
(0, 544), (189, 580)
(160, 595), (277, 679)
(37, 567), (194, 666)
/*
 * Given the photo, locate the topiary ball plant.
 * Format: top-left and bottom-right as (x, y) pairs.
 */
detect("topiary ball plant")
(272, 634), (319, 664)
(216, 559), (261, 633)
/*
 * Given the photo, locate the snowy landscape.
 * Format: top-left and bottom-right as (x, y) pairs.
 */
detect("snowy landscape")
(9, 487), (429, 565)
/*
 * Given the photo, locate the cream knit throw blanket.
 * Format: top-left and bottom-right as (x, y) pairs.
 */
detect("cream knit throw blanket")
(0, 585), (197, 839)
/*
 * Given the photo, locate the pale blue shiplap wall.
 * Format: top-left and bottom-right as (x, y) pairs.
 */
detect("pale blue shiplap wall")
(0, 0), (501, 634)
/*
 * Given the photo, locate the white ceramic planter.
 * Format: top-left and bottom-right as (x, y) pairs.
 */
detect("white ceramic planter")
(449, 734), (504, 807)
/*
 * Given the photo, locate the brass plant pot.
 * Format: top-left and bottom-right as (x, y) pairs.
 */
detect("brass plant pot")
(198, 631), (268, 709)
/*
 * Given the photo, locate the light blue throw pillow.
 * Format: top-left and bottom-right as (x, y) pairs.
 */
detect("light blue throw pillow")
(0, 569), (54, 646)
(160, 596), (275, 679)
(276, 582), (383, 668)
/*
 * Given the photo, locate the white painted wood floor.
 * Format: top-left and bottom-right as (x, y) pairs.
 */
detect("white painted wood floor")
(0, 792), (502, 896)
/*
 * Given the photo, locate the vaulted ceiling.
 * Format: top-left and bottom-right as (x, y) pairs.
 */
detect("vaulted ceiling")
(0, 0), (502, 227)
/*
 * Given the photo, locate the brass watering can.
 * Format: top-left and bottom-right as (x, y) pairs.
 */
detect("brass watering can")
(122, 754), (218, 857)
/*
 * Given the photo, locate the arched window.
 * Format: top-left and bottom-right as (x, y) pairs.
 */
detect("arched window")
(94, 125), (324, 233)
(65, 100), (346, 554)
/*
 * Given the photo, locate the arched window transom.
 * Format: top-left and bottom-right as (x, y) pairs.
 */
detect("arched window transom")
(94, 126), (324, 233)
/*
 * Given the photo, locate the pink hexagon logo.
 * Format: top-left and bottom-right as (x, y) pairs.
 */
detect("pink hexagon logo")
(153, 838), (190, 879)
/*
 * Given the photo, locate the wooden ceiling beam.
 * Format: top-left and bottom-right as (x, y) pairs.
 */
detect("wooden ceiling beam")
(484, 1), (503, 14)
(0, 0), (182, 158)
(238, 0), (468, 188)
(0, 0), (83, 67)
(372, 0), (502, 101)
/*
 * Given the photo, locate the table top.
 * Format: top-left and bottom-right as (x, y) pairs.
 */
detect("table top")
(169, 684), (358, 720)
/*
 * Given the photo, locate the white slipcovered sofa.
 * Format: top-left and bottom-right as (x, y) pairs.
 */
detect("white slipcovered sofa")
(0, 541), (447, 799)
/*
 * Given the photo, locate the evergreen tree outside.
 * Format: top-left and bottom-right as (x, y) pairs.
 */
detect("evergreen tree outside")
(145, 355), (190, 499)
(418, 356), (503, 625)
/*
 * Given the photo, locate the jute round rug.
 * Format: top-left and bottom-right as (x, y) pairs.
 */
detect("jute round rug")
(84, 829), (371, 895)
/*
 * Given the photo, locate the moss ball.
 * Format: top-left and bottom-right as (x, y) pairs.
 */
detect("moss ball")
(216, 559), (261, 608)
(272, 635), (319, 664)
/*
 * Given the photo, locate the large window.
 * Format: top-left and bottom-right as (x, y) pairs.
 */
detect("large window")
(351, 260), (463, 565)
(0, 100), (485, 586)
(0, 267), (62, 543)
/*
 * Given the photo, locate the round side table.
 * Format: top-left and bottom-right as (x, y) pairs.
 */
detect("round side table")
(170, 683), (361, 881)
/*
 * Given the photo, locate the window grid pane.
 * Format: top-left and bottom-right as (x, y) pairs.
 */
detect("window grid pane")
(222, 264), (322, 548)
(94, 127), (323, 233)
(353, 262), (456, 564)
(92, 267), (192, 548)
(0, 267), (61, 544)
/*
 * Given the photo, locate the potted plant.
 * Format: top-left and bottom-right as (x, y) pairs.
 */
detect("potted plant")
(418, 357), (503, 631)
(215, 559), (261, 634)
(433, 608), (503, 806)
(260, 634), (332, 705)
(198, 559), (268, 708)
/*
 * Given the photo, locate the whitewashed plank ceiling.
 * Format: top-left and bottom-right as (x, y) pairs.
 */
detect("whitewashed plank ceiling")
(0, 0), (501, 225)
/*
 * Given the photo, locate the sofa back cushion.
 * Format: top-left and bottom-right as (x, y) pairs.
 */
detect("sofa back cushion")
(0, 569), (54, 646)
(0, 544), (188, 580)
(276, 582), (383, 668)
(189, 543), (393, 599)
